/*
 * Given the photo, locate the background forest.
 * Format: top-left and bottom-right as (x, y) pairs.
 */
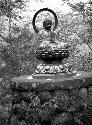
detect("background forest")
(0, 0), (91, 124)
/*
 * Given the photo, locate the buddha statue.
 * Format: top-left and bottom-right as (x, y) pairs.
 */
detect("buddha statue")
(37, 18), (68, 51)
(32, 8), (71, 75)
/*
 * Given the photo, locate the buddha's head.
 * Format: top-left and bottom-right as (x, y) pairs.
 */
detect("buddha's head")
(43, 19), (52, 31)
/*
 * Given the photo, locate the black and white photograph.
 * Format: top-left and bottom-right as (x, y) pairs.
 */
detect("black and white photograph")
(0, 0), (92, 125)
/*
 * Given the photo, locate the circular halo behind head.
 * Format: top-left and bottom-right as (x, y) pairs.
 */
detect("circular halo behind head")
(32, 8), (58, 34)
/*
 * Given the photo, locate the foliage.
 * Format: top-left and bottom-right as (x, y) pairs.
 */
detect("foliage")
(0, 0), (29, 45)
(61, 0), (92, 50)
(0, 0), (27, 16)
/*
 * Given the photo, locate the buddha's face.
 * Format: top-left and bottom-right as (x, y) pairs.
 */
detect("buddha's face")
(43, 20), (52, 30)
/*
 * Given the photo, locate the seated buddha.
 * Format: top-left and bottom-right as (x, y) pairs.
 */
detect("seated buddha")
(34, 19), (70, 74)
(37, 18), (67, 50)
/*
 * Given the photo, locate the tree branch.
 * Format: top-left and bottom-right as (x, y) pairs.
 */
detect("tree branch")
(0, 34), (7, 42)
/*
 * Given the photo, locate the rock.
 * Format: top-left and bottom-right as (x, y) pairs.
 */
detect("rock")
(10, 72), (92, 125)
(12, 93), (22, 104)
(11, 71), (92, 91)
(86, 96), (92, 113)
(51, 113), (73, 125)
(74, 113), (87, 125)
(1, 94), (12, 105)
(72, 88), (79, 97)
(69, 95), (83, 113)
(40, 101), (56, 122)
(87, 87), (92, 112)
(10, 115), (19, 125)
(21, 92), (37, 104)
(79, 88), (88, 99)
(30, 96), (41, 107)
(88, 86), (92, 96)
(25, 106), (41, 125)
(79, 112), (92, 125)
(39, 91), (52, 104)
(19, 120), (26, 125)
(53, 90), (70, 112)
(77, 93), (92, 125)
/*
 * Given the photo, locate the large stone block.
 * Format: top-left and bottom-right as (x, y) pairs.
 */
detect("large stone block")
(51, 113), (73, 125)
(38, 91), (52, 104)
(53, 90), (70, 112)
(69, 95), (83, 113)
(40, 101), (56, 122)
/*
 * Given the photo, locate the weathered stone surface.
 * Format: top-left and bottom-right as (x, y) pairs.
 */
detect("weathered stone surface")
(10, 115), (19, 125)
(79, 88), (88, 99)
(88, 86), (92, 96)
(12, 92), (22, 104)
(21, 92), (38, 104)
(10, 71), (92, 125)
(40, 101), (56, 122)
(10, 85), (92, 125)
(38, 91), (52, 104)
(74, 113), (87, 125)
(86, 96), (92, 112)
(72, 88), (80, 96)
(79, 112), (92, 125)
(11, 72), (92, 91)
(53, 90), (70, 112)
(74, 93), (92, 125)
(51, 113), (73, 125)
(69, 95), (83, 113)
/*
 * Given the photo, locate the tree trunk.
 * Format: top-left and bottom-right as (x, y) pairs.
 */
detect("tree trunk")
(9, 0), (12, 44)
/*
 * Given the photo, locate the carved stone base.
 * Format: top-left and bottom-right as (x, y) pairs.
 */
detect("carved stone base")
(35, 64), (67, 74)
(9, 72), (92, 125)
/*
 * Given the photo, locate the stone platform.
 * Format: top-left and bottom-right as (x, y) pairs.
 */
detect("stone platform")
(9, 71), (92, 125)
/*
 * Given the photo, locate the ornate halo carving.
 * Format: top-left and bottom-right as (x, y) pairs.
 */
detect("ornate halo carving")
(32, 8), (58, 34)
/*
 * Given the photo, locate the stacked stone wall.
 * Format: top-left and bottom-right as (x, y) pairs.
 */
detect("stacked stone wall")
(9, 75), (92, 125)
